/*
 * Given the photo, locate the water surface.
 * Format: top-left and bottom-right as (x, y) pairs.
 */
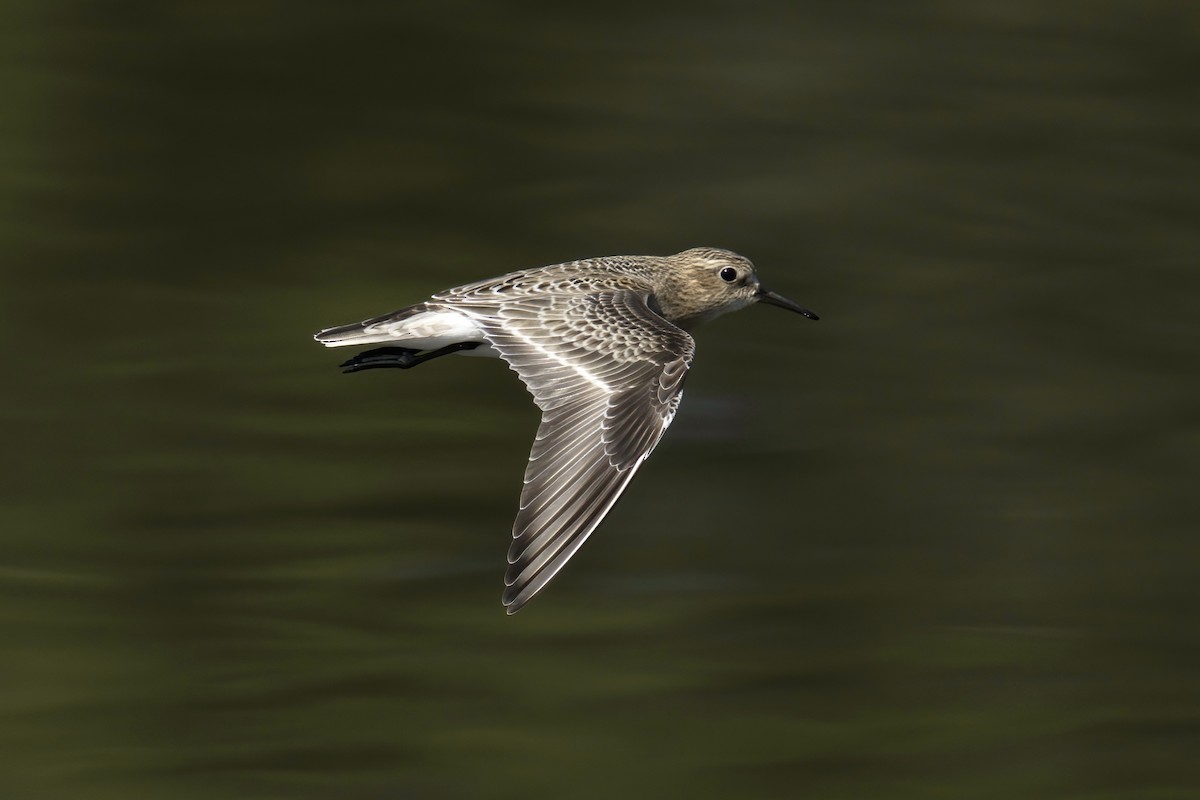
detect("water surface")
(2, 3), (1198, 798)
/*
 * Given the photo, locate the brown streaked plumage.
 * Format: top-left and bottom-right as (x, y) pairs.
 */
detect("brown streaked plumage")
(314, 247), (818, 614)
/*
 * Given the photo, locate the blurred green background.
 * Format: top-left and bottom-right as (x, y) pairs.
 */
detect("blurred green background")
(2, 2), (1198, 798)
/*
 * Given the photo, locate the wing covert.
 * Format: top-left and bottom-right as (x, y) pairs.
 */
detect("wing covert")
(465, 291), (695, 613)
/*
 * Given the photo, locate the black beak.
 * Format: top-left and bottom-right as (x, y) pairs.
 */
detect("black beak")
(757, 289), (819, 321)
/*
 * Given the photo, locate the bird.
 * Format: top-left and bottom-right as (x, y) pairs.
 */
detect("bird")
(314, 247), (818, 614)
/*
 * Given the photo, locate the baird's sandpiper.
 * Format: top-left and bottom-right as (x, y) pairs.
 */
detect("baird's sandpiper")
(315, 247), (819, 614)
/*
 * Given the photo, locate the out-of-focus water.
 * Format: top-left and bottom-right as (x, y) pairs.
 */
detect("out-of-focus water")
(3, 2), (1198, 798)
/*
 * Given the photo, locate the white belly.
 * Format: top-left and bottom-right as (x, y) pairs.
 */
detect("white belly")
(377, 309), (490, 353)
(317, 307), (498, 356)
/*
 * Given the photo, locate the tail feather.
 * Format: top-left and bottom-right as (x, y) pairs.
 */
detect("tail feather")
(314, 304), (428, 348)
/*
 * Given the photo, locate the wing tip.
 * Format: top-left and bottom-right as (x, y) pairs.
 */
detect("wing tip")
(502, 587), (528, 615)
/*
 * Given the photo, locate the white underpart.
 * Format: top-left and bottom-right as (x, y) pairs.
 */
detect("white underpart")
(319, 309), (497, 356)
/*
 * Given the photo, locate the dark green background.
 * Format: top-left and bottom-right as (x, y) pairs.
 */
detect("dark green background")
(3, 2), (1198, 798)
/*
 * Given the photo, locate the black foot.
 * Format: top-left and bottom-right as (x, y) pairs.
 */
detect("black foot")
(339, 342), (483, 373)
(339, 347), (422, 373)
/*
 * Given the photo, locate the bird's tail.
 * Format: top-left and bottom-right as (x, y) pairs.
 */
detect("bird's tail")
(313, 304), (429, 348)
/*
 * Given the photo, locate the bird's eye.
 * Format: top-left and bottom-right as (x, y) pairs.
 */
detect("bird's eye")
(719, 267), (738, 283)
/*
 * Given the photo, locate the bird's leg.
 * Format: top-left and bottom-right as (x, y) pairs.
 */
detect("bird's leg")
(339, 347), (420, 372)
(339, 342), (481, 373)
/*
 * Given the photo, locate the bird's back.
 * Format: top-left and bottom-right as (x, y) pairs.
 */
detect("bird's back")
(432, 255), (663, 307)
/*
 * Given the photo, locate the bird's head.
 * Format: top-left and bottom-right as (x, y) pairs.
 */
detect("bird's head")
(657, 247), (819, 327)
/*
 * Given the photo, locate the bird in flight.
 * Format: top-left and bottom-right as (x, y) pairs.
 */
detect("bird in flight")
(315, 247), (818, 614)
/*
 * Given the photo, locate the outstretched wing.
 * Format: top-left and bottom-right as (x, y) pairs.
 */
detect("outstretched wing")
(463, 291), (695, 614)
